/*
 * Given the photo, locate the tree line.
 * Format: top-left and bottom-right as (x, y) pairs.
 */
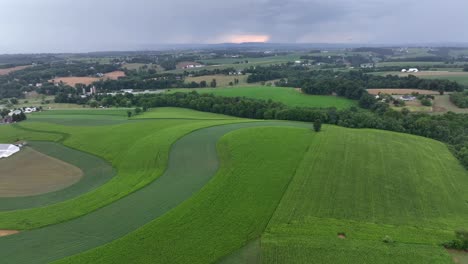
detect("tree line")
(91, 91), (468, 169)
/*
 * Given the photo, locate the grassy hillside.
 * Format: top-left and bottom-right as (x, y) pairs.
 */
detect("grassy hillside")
(53, 126), (314, 264)
(168, 86), (357, 109)
(54, 125), (467, 264)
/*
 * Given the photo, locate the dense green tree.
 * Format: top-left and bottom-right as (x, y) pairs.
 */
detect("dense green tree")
(313, 119), (322, 132)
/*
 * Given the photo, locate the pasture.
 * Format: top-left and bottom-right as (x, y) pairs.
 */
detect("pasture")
(0, 108), (467, 263)
(168, 86), (358, 109)
(133, 107), (239, 120)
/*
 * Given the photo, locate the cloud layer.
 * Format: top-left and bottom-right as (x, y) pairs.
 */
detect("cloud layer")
(0, 0), (467, 52)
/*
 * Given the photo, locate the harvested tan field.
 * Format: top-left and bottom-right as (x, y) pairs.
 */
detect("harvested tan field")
(50, 70), (126, 86)
(0, 230), (19, 237)
(0, 147), (83, 197)
(103, 70), (125, 79)
(367, 89), (438, 95)
(0, 65), (30, 75)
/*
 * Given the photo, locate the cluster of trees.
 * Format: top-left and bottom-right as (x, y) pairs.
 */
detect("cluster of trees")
(89, 91), (468, 169)
(93, 77), (183, 91)
(450, 91), (468, 108)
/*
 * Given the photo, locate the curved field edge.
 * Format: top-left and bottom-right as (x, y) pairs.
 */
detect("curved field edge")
(0, 119), (252, 230)
(0, 141), (116, 211)
(58, 125), (468, 264)
(52, 126), (314, 264)
(0, 122), (310, 264)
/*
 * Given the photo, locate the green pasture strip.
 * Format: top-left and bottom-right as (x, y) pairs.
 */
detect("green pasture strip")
(0, 119), (248, 230)
(261, 234), (452, 264)
(0, 122), (310, 264)
(28, 109), (131, 126)
(218, 239), (261, 264)
(0, 141), (115, 211)
(0, 124), (61, 143)
(133, 107), (239, 120)
(52, 124), (314, 264)
(168, 86), (357, 109)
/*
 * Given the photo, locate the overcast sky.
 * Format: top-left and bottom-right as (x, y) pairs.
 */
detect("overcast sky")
(0, 0), (467, 53)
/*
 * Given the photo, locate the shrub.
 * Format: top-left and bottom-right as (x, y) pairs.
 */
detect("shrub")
(383, 235), (395, 244)
(313, 119), (322, 132)
(443, 230), (468, 250)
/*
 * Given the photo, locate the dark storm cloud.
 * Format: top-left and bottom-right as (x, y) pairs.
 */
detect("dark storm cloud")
(0, 0), (467, 53)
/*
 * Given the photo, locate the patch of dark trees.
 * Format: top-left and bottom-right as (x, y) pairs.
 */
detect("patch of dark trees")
(276, 71), (463, 97)
(450, 91), (468, 108)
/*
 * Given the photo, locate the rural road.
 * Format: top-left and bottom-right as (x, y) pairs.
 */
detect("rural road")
(0, 121), (311, 264)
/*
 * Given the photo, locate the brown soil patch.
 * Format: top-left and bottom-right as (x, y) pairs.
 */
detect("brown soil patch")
(447, 249), (468, 264)
(337, 232), (346, 239)
(0, 65), (30, 75)
(49, 71), (126, 87)
(367, 89), (438, 95)
(0, 147), (83, 197)
(0, 230), (19, 237)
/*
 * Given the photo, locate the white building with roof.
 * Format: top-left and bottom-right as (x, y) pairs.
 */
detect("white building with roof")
(0, 144), (20, 159)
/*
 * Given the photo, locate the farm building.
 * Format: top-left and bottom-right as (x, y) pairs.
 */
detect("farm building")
(408, 68), (419, 73)
(0, 144), (20, 159)
(400, 95), (416, 101)
(360, 63), (374, 68)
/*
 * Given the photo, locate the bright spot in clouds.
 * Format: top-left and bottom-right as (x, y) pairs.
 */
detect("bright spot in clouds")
(223, 34), (271, 43)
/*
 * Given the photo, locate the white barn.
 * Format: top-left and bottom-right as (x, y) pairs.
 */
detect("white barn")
(0, 144), (20, 159)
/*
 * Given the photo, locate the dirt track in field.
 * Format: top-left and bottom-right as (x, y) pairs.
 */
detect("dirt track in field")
(50, 71), (126, 86)
(0, 230), (19, 237)
(0, 147), (83, 197)
(0, 65), (30, 75)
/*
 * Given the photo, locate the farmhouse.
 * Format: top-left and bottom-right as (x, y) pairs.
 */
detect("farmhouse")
(400, 95), (416, 101)
(360, 63), (374, 68)
(0, 144), (20, 159)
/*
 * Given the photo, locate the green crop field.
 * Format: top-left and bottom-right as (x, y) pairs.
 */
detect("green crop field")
(0, 108), (467, 263)
(168, 86), (358, 109)
(133, 107), (239, 120)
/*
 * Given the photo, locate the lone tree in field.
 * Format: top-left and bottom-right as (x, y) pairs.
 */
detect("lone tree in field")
(210, 79), (217, 88)
(127, 111), (132, 118)
(313, 119), (322, 132)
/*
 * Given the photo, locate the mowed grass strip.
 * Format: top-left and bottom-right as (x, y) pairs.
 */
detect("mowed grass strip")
(53, 126), (314, 264)
(0, 141), (115, 211)
(133, 107), (239, 120)
(168, 86), (357, 109)
(28, 109), (131, 126)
